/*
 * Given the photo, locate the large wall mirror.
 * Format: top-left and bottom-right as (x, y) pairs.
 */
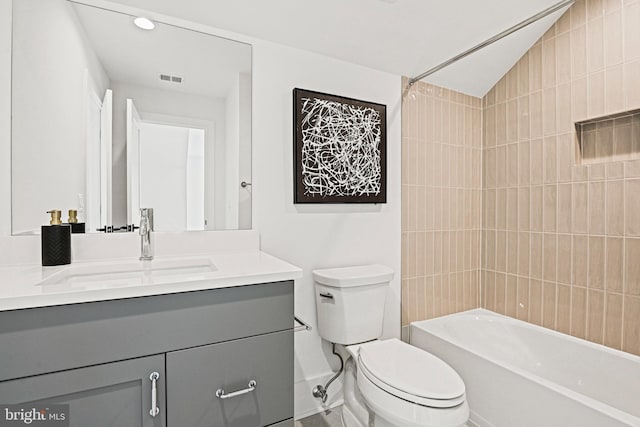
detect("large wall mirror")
(11, 0), (252, 235)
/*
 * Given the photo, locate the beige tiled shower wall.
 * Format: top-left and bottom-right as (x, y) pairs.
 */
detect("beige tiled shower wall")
(401, 78), (483, 327)
(578, 113), (640, 164)
(482, 0), (640, 355)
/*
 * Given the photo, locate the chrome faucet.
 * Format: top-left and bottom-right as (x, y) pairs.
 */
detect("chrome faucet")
(139, 208), (154, 261)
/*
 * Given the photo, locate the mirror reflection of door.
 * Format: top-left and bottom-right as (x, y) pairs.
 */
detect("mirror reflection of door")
(127, 99), (207, 232)
(84, 72), (112, 233)
(100, 90), (113, 230)
(85, 86), (102, 233)
(126, 99), (141, 227)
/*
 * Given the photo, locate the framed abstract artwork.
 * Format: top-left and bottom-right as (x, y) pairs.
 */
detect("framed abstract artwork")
(293, 88), (387, 204)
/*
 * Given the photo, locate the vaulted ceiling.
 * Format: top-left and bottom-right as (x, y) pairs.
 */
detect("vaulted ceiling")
(105, 0), (571, 97)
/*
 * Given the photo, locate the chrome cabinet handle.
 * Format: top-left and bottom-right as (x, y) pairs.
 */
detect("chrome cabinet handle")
(216, 380), (257, 399)
(319, 292), (334, 300)
(149, 372), (160, 417)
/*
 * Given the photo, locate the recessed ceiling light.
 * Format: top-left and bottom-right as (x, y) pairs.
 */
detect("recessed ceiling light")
(133, 17), (155, 30)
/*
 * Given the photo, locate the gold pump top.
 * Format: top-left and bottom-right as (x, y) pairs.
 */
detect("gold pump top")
(68, 209), (78, 224)
(46, 210), (62, 225)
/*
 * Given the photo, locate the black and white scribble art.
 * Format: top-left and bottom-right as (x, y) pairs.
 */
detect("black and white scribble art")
(293, 88), (387, 204)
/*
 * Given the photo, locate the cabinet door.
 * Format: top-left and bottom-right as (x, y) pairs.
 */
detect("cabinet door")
(0, 355), (165, 427)
(167, 330), (293, 427)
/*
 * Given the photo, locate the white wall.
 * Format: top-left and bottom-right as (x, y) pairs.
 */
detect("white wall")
(110, 81), (224, 227)
(10, 0), (109, 233)
(252, 41), (402, 417)
(238, 72), (252, 230)
(224, 71), (253, 230)
(0, 0), (12, 237)
(224, 74), (240, 229)
(0, 0), (402, 419)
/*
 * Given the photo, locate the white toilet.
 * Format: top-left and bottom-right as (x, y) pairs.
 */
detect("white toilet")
(313, 264), (469, 427)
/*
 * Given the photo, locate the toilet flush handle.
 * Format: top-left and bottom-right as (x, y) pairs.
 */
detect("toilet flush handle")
(319, 292), (334, 300)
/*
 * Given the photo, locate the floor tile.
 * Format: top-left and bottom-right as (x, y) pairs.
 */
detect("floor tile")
(295, 406), (344, 427)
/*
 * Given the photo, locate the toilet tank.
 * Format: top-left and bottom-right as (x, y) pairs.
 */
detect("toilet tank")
(313, 265), (394, 345)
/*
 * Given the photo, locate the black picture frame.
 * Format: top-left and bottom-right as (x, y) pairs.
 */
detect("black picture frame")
(293, 88), (387, 204)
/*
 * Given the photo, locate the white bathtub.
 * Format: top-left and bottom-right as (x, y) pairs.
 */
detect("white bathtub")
(410, 309), (640, 427)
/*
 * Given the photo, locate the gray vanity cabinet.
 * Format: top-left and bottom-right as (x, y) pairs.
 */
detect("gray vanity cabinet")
(0, 354), (166, 427)
(0, 280), (294, 427)
(167, 330), (293, 427)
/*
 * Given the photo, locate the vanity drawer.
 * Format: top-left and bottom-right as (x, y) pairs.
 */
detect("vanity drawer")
(0, 281), (293, 382)
(166, 329), (294, 427)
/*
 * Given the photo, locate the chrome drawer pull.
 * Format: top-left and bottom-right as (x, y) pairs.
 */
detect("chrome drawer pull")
(216, 380), (257, 399)
(149, 372), (160, 417)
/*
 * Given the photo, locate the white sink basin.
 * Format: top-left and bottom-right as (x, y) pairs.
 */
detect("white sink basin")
(37, 257), (217, 287)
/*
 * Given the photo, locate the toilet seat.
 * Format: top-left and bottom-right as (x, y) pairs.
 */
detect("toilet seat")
(357, 339), (465, 408)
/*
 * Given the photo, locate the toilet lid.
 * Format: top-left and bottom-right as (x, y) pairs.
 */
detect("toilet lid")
(358, 339), (465, 407)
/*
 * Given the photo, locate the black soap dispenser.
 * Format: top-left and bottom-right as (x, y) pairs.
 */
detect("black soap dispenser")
(41, 210), (71, 266)
(67, 209), (85, 234)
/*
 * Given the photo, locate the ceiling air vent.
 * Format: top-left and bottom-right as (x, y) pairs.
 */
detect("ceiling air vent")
(159, 74), (183, 83)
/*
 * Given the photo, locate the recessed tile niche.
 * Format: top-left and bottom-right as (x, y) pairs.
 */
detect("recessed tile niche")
(576, 109), (640, 165)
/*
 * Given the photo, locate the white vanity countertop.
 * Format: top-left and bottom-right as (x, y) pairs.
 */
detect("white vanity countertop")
(0, 251), (302, 311)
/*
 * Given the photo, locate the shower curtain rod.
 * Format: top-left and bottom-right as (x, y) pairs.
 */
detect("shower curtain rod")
(408, 0), (574, 86)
